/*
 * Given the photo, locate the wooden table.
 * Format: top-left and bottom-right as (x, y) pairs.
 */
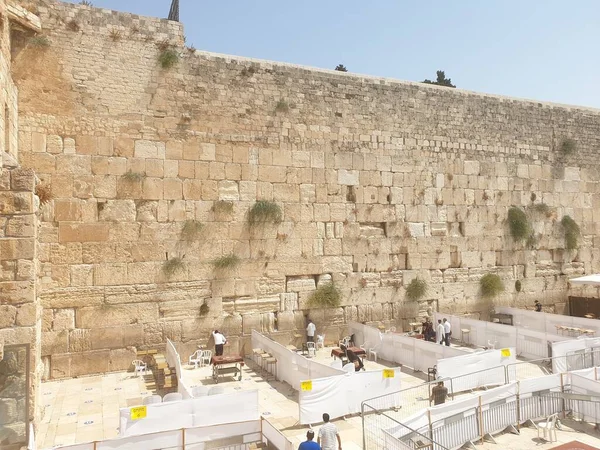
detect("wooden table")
(331, 347), (366, 364)
(211, 355), (244, 383)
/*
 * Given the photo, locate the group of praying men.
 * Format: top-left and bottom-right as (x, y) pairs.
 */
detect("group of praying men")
(422, 317), (451, 346)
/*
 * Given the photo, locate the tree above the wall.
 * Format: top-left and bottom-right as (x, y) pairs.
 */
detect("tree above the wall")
(335, 64), (348, 72)
(423, 70), (456, 88)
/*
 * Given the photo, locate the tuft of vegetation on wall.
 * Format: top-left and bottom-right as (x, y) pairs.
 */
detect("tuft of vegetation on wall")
(507, 207), (530, 242)
(308, 283), (341, 308)
(162, 257), (185, 278)
(275, 99), (289, 113)
(480, 274), (504, 298)
(211, 254), (241, 271)
(159, 49), (179, 69)
(561, 215), (580, 250)
(247, 201), (282, 226)
(405, 278), (427, 301)
(35, 183), (53, 205)
(212, 200), (234, 214)
(560, 138), (577, 156)
(180, 220), (204, 241)
(29, 35), (50, 48)
(121, 170), (145, 182)
(199, 302), (209, 316)
(515, 280), (522, 293)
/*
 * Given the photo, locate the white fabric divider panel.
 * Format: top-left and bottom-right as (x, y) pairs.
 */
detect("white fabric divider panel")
(251, 330), (343, 390)
(569, 373), (600, 423)
(262, 418), (294, 450)
(119, 390), (258, 437)
(437, 349), (515, 392)
(299, 368), (402, 424)
(496, 306), (600, 337)
(383, 429), (412, 450)
(552, 337), (600, 373)
(58, 444), (95, 450)
(411, 337), (467, 372)
(184, 421), (261, 446)
(166, 338), (178, 368)
(348, 322), (382, 349)
(387, 410), (429, 439)
(518, 373), (562, 397)
(99, 429), (183, 450)
(191, 390), (259, 427)
(568, 367), (597, 381)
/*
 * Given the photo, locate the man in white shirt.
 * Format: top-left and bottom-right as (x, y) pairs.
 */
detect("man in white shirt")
(443, 318), (451, 347)
(306, 319), (316, 343)
(318, 413), (341, 450)
(437, 320), (445, 346)
(212, 330), (227, 356)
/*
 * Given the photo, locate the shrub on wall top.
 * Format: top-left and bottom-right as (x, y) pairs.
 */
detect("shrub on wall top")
(159, 49), (179, 69)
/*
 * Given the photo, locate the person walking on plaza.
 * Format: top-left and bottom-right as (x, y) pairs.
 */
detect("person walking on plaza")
(534, 300), (542, 312)
(307, 319), (316, 343)
(430, 381), (448, 405)
(318, 413), (341, 450)
(437, 320), (445, 345)
(299, 429), (321, 450)
(443, 318), (451, 346)
(212, 330), (227, 356)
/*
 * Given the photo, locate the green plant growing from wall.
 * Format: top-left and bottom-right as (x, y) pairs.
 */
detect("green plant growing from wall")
(180, 220), (204, 241)
(247, 201), (282, 226)
(480, 274), (504, 298)
(212, 200), (234, 214)
(29, 35), (50, 48)
(507, 207), (531, 243)
(199, 301), (209, 316)
(515, 280), (522, 293)
(35, 183), (53, 205)
(159, 49), (179, 69)
(561, 215), (580, 250)
(275, 99), (289, 113)
(109, 29), (123, 41)
(121, 170), (145, 182)
(560, 138), (577, 156)
(163, 257), (185, 278)
(79, 0), (93, 5)
(308, 283), (341, 308)
(211, 254), (241, 271)
(405, 278), (427, 301)
(532, 203), (552, 216)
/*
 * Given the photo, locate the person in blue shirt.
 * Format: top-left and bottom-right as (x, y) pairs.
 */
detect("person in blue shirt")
(299, 429), (321, 450)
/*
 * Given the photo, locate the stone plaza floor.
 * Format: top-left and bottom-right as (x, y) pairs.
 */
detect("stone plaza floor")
(36, 343), (600, 449)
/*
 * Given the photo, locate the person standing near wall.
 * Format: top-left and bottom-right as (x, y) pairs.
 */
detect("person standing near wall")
(212, 330), (227, 356)
(534, 300), (542, 312)
(318, 413), (341, 450)
(443, 318), (451, 346)
(437, 320), (445, 345)
(307, 319), (316, 343)
(430, 381), (448, 405)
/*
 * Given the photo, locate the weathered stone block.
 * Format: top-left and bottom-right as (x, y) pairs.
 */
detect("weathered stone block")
(53, 309), (75, 331)
(42, 330), (69, 356)
(58, 223), (109, 243)
(76, 304), (159, 328)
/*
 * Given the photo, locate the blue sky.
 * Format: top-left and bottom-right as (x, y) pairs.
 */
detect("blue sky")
(65, 0), (600, 108)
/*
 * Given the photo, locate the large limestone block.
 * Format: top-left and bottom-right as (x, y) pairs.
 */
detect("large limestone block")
(53, 309), (75, 331)
(50, 353), (71, 379)
(15, 303), (37, 327)
(286, 277), (316, 292)
(69, 329), (91, 352)
(76, 303), (159, 328)
(70, 350), (110, 377)
(0, 281), (35, 305)
(279, 292), (299, 311)
(218, 180), (239, 201)
(134, 140), (166, 159)
(41, 330), (68, 356)
(58, 223), (109, 243)
(108, 348), (138, 372)
(0, 305), (17, 328)
(98, 200), (136, 222)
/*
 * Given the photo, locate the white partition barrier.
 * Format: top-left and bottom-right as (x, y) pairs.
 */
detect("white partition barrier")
(349, 322), (470, 372)
(58, 419), (289, 450)
(436, 349), (516, 393)
(434, 312), (570, 359)
(299, 368), (402, 424)
(166, 338), (194, 399)
(552, 337), (600, 373)
(119, 390), (259, 437)
(251, 330), (344, 390)
(496, 306), (600, 337)
(569, 373), (600, 423)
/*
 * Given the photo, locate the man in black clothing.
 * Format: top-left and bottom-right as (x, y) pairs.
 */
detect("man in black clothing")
(534, 300), (542, 312)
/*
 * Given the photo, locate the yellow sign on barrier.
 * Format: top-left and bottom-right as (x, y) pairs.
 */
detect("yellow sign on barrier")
(383, 369), (395, 379)
(501, 348), (511, 357)
(130, 406), (147, 420)
(301, 380), (313, 391)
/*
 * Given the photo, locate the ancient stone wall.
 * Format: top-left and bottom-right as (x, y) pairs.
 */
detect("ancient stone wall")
(12, 0), (600, 379)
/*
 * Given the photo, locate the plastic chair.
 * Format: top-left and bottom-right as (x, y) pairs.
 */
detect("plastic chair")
(208, 386), (225, 396)
(192, 386), (210, 397)
(163, 392), (183, 403)
(132, 360), (147, 377)
(537, 413), (558, 442)
(316, 335), (325, 350)
(306, 342), (316, 358)
(342, 363), (355, 373)
(189, 350), (203, 369)
(201, 350), (212, 366)
(142, 394), (162, 405)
